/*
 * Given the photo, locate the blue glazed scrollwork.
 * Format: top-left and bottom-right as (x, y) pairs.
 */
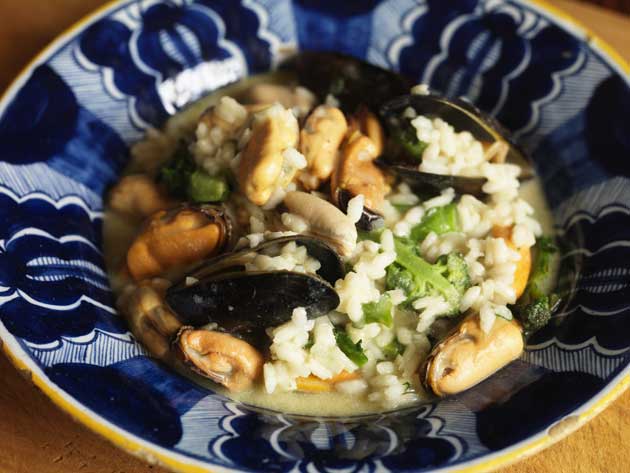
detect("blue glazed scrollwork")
(0, 186), (120, 344)
(77, 0), (275, 128)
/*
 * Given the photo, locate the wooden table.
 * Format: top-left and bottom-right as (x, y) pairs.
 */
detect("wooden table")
(1, 1), (629, 472)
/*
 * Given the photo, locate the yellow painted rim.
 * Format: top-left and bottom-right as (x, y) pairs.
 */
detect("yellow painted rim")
(0, 1), (629, 472)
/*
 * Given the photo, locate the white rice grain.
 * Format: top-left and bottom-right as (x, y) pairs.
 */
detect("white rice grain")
(347, 194), (365, 224)
(336, 379), (368, 395)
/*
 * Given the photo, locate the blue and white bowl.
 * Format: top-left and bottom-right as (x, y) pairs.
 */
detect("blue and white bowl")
(1, 1), (629, 471)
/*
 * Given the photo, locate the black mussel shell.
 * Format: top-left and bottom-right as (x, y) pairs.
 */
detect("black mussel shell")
(166, 271), (339, 332)
(335, 188), (385, 231)
(380, 162), (487, 198)
(173, 235), (345, 288)
(280, 51), (411, 113)
(165, 235), (345, 334)
(380, 94), (533, 177)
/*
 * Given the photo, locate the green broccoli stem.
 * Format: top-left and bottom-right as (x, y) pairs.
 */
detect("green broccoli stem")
(410, 203), (460, 242)
(392, 123), (428, 160)
(393, 238), (460, 307)
(512, 236), (560, 337)
(363, 294), (393, 327)
(188, 170), (229, 203)
(526, 236), (557, 299)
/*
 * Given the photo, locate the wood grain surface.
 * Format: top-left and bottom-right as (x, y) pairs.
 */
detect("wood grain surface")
(0, 1), (628, 472)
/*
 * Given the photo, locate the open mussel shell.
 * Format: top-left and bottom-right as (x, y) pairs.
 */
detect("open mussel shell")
(174, 235), (345, 287)
(280, 51), (411, 113)
(167, 271), (339, 332)
(335, 188), (385, 231)
(165, 235), (344, 334)
(379, 161), (487, 198)
(379, 94), (533, 196)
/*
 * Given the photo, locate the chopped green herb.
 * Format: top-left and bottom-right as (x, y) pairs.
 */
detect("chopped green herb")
(334, 328), (368, 367)
(393, 238), (461, 308)
(392, 122), (428, 161)
(159, 143), (196, 198)
(392, 203), (417, 213)
(159, 142), (230, 202)
(410, 203), (460, 243)
(363, 294), (393, 327)
(358, 228), (384, 243)
(188, 170), (229, 202)
(382, 339), (405, 359)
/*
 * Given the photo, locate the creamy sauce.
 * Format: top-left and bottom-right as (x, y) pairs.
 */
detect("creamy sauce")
(217, 381), (385, 416)
(519, 178), (555, 235)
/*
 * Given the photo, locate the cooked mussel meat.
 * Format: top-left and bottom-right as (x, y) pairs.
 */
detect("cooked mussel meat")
(127, 204), (232, 281)
(422, 313), (524, 397)
(280, 51), (411, 114)
(330, 129), (390, 231)
(108, 174), (177, 219)
(166, 236), (344, 340)
(379, 94), (533, 196)
(283, 191), (358, 257)
(177, 327), (264, 392)
(117, 278), (182, 361)
(298, 104), (348, 190)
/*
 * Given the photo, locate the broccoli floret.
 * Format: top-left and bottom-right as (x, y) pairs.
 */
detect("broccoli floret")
(512, 236), (560, 336)
(516, 295), (557, 336)
(433, 252), (471, 296)
(410, 203), (460, 243)
(159, 142), (196, 198)
(159, 142), (230, 202)
(387, 238), (469, 315)
(386, 264), (420, 298)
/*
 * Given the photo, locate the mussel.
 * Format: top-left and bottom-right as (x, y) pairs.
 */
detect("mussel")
(283, 191), (358, 257)
(329, 112), (390, 232)
(177, 327), (264, 392)
(377, 163), (487, 198)
(379, 94), (533, 197)
(165, 235), (344, 344)
(126, 204), (232, 281)
(280, 51), (412, 114)
(421, 313), (524, 397)
(117, 278), (265, 392)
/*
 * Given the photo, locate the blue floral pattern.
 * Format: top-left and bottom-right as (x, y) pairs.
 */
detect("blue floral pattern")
(0, 0), (629, 472)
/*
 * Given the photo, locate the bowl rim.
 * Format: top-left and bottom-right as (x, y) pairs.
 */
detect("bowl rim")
(0, 1), (629, 472)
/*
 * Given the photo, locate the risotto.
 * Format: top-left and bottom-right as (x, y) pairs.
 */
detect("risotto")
(104, 52), (559, 415)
